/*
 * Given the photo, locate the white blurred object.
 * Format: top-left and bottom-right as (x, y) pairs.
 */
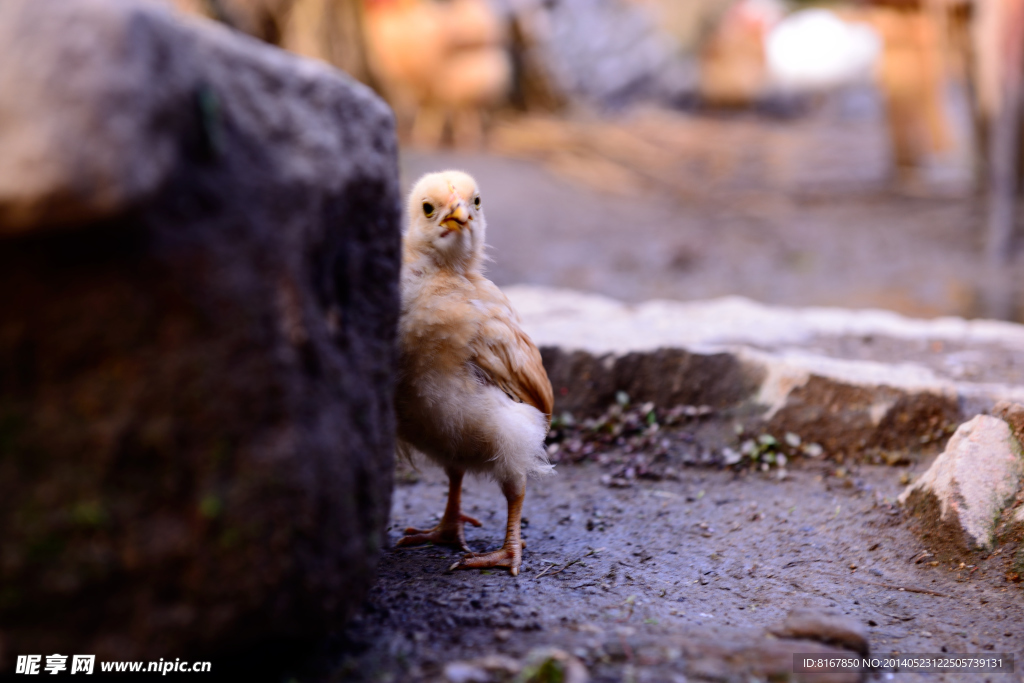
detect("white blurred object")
(766, 9), (881, 92)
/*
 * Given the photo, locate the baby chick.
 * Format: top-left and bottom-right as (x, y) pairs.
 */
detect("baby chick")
(396, 170), (553, 576)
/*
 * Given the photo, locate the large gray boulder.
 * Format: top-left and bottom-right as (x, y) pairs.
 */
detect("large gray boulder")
(0, 0), (400, 662)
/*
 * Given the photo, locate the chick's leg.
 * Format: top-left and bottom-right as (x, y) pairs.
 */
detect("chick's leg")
(397, 467), (482, 552)
(451, 475), (526, 576)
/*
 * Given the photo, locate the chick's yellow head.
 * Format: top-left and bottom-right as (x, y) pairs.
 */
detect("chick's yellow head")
(405, 170), (486, 271)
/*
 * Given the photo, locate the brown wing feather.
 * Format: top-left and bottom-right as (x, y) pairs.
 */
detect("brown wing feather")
(467, 283), (554, 424)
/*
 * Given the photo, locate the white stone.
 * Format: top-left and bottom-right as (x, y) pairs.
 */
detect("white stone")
(443, 662), (490, 683)
(505, 285), (1024, 415)
(898, 415), (1024, 549)
(505, 285), (1024, 352)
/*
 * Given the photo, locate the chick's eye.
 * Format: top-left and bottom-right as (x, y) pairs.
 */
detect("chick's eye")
(423, 202), (435, 217)
(473, 196), (481, 207)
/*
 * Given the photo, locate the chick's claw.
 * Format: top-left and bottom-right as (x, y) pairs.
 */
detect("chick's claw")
(463, 541), (526, 557)
(459, 513), (483, 527)
(397, 467), (484, 551)
(396, 523), (473, 552)
(450, 544), (523, 576)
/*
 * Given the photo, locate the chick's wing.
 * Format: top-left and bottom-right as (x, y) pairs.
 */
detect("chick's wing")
(467, 281), (553, 422)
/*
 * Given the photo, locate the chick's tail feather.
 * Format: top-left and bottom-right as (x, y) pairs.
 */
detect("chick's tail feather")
(395, 439), (421, 469)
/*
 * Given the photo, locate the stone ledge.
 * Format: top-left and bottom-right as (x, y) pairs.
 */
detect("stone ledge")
(508, 286), (1024, 459)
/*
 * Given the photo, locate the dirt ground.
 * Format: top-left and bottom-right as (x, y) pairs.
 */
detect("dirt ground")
(308, 105), (1024, 682)
(326, 456), (1023, 682)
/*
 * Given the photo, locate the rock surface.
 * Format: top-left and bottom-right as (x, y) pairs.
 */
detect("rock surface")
(899, 415), (1024, 552)
(770, 609), (870, 657)
(443, 648), (589, 683)
(507, 286), (1024, 460)
(994, 400), (1024, 444)
(0, 0), (400, 662)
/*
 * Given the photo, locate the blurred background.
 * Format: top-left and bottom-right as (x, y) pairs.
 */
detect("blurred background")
(170, 0), (1023, 321)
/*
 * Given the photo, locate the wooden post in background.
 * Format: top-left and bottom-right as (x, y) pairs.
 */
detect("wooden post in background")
(974, 0), (1023, 319)
(982, 0), (1023, 265)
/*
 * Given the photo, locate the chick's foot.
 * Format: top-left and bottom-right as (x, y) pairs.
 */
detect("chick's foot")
(450, 542), (524, 576)
(396, 513), (482, 552)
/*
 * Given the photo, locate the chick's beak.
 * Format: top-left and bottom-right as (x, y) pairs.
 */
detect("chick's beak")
(441, 202), (470, 231)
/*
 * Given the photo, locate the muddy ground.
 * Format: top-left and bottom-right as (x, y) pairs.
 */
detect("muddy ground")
(323, 456), (1023, 682)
